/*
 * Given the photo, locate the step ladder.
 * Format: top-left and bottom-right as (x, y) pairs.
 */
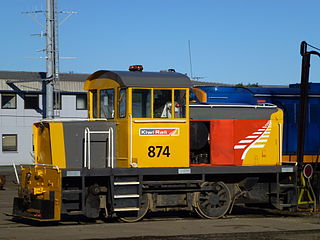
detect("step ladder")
(111, 175), (141, 212)
(273, 171), (298, 210)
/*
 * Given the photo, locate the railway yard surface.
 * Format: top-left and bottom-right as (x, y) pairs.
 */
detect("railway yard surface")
(1, 167), (320, 240)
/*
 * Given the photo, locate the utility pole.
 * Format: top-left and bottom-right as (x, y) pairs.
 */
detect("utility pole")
(45, 0), (58, 119)
(23, 0), (77, 118)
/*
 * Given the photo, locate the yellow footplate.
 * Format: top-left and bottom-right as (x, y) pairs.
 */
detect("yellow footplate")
(13, 165), (62, 221)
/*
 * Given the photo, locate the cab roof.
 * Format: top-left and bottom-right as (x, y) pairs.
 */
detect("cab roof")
(85, 70), (193, 88)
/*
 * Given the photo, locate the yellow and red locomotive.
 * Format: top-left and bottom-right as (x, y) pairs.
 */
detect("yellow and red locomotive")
(13, 67), (296, 222)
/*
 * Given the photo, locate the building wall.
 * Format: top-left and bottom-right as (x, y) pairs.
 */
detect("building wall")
(0, 93), (87, 165)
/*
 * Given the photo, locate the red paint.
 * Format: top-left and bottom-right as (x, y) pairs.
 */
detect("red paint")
(191, 119), (268, 166)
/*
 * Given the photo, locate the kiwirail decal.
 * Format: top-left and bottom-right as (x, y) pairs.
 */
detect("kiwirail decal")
(234, 120), (271, 159)
(139, 128), (180, 136)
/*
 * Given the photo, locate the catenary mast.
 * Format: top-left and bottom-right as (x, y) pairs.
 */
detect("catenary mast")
(45, 0), (58, 119)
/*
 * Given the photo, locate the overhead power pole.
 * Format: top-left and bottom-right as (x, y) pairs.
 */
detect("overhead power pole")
(22, 0), (77, 119)
(45, 0), (58, 119)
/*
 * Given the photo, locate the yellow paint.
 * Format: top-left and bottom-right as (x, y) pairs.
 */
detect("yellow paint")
(116, 117), (130, 168)
(192, 88), (207, 102)
(242, 108), (283, 166)
(33, 122), (67, 169)
(33, 122), (52, 165)
(283, 155), (320, 163)
(49, 123), (67, 168)
(132, 120), (189, 167)
(17, 166), (62, 221)
(298, 172), (314, 205)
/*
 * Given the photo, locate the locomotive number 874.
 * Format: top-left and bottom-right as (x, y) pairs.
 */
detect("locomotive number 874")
(13, 66), (297, 222)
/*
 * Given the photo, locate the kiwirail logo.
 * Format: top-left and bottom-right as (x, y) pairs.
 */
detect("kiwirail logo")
(139, 128), (180, 136)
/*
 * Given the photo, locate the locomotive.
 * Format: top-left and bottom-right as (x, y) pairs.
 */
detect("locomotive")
(13, 66), (297, 222)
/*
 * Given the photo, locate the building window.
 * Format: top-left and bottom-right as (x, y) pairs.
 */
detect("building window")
(2, 134), (17, 152)
(24, 94), (39, 109)
(54, 94), (62, 110)
(1, 93), (17, 109)
(76, 94), (87, 110)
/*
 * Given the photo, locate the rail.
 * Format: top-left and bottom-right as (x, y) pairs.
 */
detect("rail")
(84, 127), (114, 169)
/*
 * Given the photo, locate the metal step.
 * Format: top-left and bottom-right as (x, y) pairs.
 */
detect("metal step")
(67, 210), (84, 215)
(279, 203), (297, 207)
(278, 184), (295, 188)
(114, 207), (140, 212)
(62, 189), (82, 194)
(114, 194), (139, 199)
(267, 192), (287, 195)
(114, 181), (140, 186)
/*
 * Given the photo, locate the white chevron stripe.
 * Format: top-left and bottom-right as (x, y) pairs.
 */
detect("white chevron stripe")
(234, 145), (247, 149)
(239, 140), (254, 143)
(246, 135), (259, 139)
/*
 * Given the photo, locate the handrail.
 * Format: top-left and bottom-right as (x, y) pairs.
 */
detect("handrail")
(129, 114), (137, 167)
(133, 119), (186, 123)
(19, 163), (60, 171)
(12, 160), (20, 184)
(84, 127), (114, 169)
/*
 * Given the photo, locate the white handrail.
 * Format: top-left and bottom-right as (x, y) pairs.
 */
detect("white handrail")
(84, 127), (114, 169)
(12, 160), (20, 184)
(129, 114), (137, 167)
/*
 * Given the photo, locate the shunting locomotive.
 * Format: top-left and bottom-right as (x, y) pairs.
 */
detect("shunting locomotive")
(13, 66), (297, 222)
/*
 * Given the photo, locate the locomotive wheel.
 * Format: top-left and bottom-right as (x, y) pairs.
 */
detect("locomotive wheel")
(118, 194), (150, 223)
(194, 181), (231, 219)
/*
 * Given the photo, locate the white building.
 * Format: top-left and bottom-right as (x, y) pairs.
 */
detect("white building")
(0, 71), (88, 166)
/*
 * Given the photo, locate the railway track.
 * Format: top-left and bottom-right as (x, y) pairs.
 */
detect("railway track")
(1, 170), (320, 239)
(1, 213), (320, 240)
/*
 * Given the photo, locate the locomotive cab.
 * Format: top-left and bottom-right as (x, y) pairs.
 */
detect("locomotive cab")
(84, 68), (192, 168)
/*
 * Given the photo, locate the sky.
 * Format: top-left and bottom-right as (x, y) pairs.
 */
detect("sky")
(1, 0), (320, 85)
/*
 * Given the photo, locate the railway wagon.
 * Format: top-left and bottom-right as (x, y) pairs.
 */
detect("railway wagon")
(13, 67), (297, 222)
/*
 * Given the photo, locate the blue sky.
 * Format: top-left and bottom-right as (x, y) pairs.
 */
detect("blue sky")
(1, 0), (320, 85)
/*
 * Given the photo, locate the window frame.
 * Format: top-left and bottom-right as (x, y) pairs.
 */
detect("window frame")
(100, 89), (115, 119)
(2, 134), (17, 152)
(132, 88), (152, 118)
(24, 94), (39, 110)
(1, 93), (17, 109)
(76, 94), (88, 110)
(119, 88), (126, 118)
(174, 89), (186, 118)
(153, 89), (172, 118)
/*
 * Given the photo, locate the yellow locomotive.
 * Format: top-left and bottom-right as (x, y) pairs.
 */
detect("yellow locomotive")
(13, 66), (297, 222)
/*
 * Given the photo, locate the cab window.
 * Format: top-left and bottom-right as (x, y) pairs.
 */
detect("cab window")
(153, 90), (172, 118)
(132, 89), (151, 118)
(100, 89), (114, 118)
(119, 88), (126, 118)
(174, 90), (186, 118)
